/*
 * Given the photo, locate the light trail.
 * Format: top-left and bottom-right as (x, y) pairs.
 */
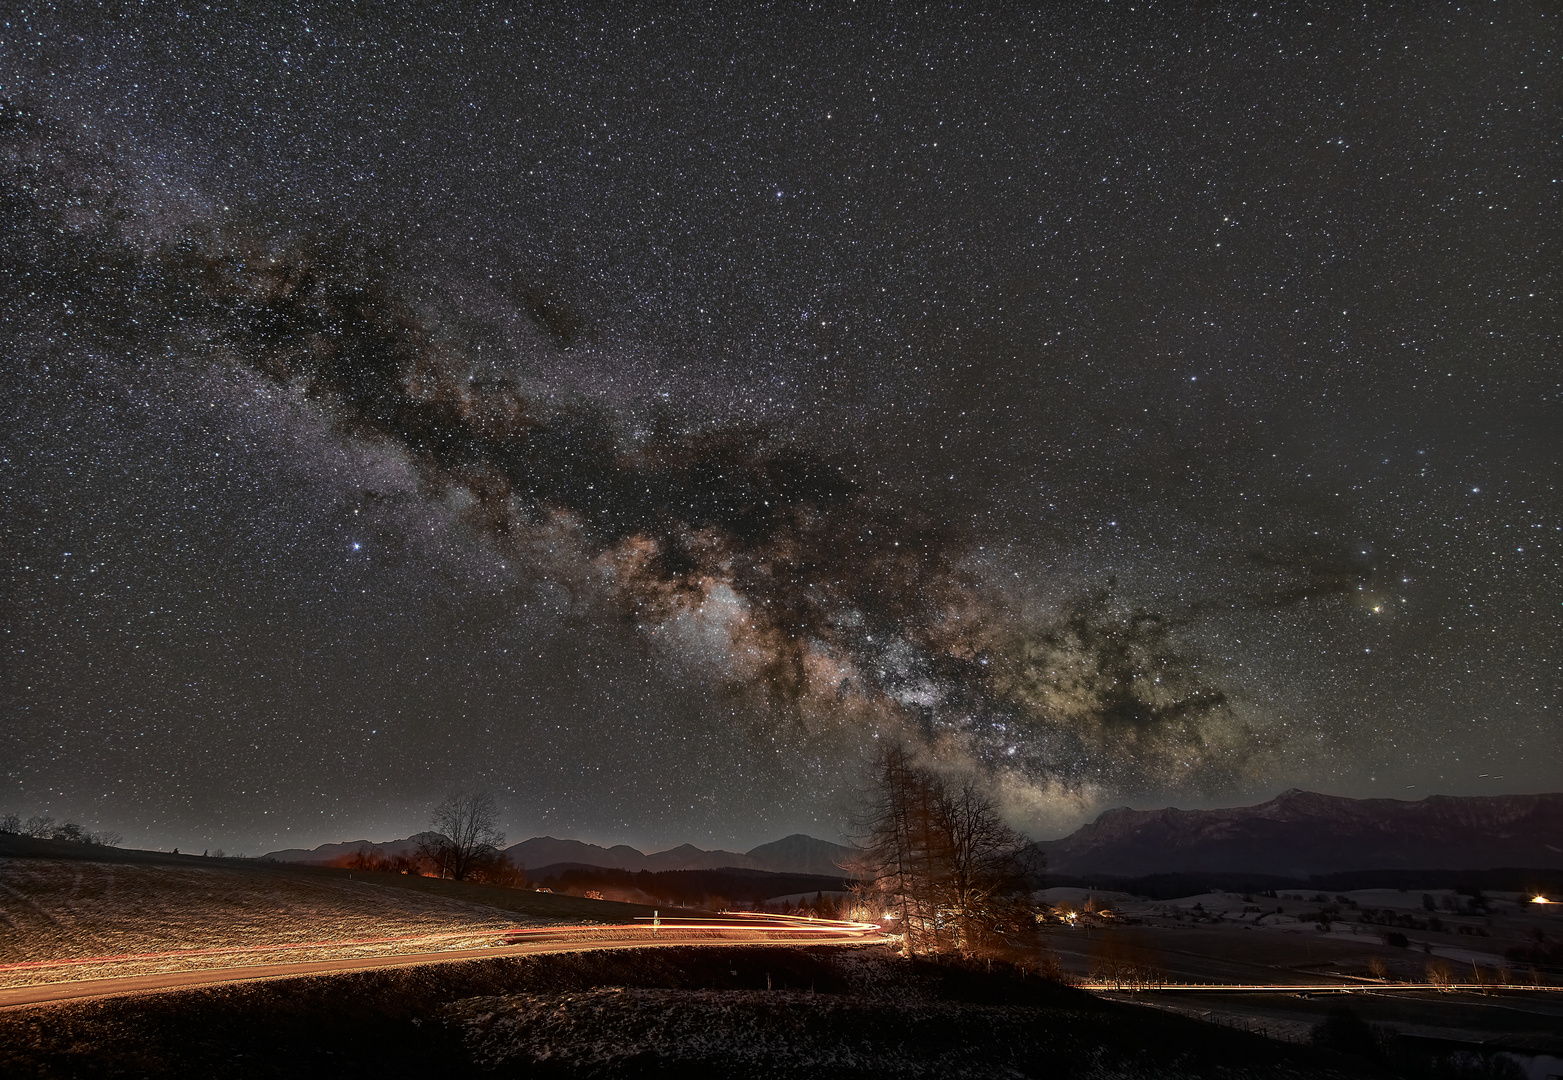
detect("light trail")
(2, 913), (885, 979)
(0, 914), (890, 1010)
(0, 929), (533, 975)
(635, 911), (885, 934)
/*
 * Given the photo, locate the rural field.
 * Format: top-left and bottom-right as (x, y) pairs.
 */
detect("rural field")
(0, 839), (655, 989)
(5, 839), (1561, 1077)
(1038, 885), (1563, 987)
(1035, 886), (1563, 1070)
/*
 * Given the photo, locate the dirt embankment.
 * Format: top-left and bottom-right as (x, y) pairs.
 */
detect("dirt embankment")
(0, 945), (1376, 1079)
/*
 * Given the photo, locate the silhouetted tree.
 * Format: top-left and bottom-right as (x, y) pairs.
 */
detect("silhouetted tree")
(1091, 934), (1165, 989)
(454, 848), (527, 888)
(418, 792), (506, 881)
(8, 814), (118, 845)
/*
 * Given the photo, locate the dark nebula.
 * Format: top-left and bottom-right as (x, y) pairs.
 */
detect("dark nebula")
(1, 3), (1556, 853)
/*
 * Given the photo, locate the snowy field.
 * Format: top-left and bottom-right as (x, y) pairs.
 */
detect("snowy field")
(1032, 885), (1563, 991)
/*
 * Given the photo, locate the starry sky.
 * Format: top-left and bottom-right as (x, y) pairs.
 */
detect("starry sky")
(2, 3), (1558, 856)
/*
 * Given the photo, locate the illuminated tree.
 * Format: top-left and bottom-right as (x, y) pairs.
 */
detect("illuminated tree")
(856, 747), (1035, 957)
(855, 746), (944, 953)
(937, 777), (1037, 953)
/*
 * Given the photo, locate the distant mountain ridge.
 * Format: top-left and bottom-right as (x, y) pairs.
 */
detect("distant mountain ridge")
(262, 791), (1561, 880)
(259, 831), (441, 865)
(505, 838), (765, 873)
(262, 831), (853, 877)
(1038, 789), (1563, 877)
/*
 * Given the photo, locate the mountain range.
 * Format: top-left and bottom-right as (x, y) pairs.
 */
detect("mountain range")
(262, 831), (854, 877)
(261, 790), (1563, 880)
(1038, 789), (1563, 877)
(260, 832), (442, 866)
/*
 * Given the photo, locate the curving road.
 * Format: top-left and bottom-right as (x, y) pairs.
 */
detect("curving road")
(0, 914), (889, 1010)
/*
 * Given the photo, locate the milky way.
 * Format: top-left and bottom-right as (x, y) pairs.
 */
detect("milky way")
(2, 3), (1557, 853)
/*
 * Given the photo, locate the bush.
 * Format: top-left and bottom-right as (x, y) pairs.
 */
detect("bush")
(1310, 1006), (1386, 1060)
(1424, 1051), (1525, 1080)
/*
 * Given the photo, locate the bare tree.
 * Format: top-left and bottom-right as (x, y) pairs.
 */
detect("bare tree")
(855, 746), (947, 954)
(856, 747), (1035, 957)
(1091, 934), (1165, 989)
(418, 792), (506, 881)
(937, 778), (1034, 954)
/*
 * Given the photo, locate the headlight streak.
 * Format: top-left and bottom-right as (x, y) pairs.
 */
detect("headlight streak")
(4, 914), (889, 983)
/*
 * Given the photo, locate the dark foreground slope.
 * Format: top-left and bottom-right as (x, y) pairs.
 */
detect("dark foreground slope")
(0, 946), (1378, 1080)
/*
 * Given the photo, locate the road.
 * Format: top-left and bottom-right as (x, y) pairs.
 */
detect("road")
(0, 915), (888, 1010)
(1080, 981), (1562, 993)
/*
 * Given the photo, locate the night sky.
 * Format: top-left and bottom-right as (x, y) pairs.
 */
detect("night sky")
(3, 3), (1558, 856)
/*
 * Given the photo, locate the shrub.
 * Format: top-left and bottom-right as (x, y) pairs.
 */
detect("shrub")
(1310, 1006), (1386, 1060)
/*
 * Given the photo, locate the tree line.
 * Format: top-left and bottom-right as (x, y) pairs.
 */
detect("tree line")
(1, 812), (122, 848)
